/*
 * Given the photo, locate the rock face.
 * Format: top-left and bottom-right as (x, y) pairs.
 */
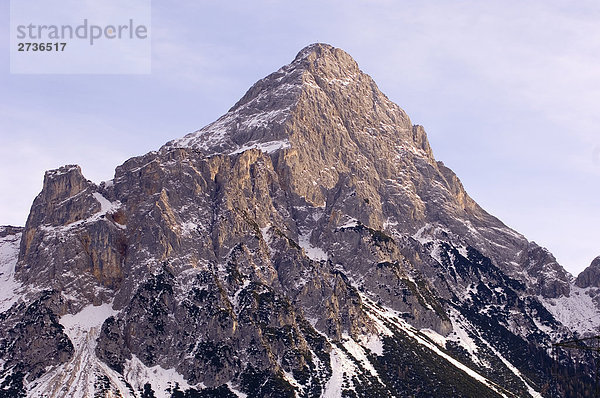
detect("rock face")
(18, 164), (124, 309)
(1, 43), (598, 397)
(575, 256), (600, 288)
(573, 256), (600, 323)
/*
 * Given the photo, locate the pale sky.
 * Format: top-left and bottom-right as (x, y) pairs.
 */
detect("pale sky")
(1, 0), (598, 275)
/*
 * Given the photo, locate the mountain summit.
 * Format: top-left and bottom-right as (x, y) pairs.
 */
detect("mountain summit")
(167, 43), (571, 300)
(1, 43), (598, 397)
(164, 43), (415, 157)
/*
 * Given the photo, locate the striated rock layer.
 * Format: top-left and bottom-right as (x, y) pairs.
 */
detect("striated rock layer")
(1, 44), (598, 397)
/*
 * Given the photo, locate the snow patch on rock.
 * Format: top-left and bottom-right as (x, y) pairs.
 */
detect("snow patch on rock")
(361, 295), (508, 397)
(0, 231), (22, 313)
(541, 285), (600, 336)
(322, 345), (357, 398)
(420, 328), (447, 347)
(230, 139), (291, 155)
(124, 354), (202, 396)
(26, 303), (120, 397)
(359, 333), (384, 356)
(41, 192), (122, 235)
(298, 232), (328, 262)
(60, 302), (117, 341)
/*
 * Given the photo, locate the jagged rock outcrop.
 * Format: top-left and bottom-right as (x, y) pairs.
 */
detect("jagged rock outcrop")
(522, 243), (572, 298)
(575, 256), (600, 288)
(17, 165), (125, 309)
(0, 226), (23, 239)
(573, 256), (600, 320)
(1, 43), (598, 397)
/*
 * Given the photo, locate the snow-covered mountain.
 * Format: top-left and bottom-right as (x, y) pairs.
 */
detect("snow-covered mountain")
(1, 43), (598, 397)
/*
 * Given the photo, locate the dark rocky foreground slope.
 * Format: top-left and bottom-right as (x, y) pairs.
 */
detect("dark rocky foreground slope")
(1, 44), (599, 398)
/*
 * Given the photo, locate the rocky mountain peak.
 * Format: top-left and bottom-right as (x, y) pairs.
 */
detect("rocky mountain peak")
(22, 164), (99, 231)
(162, 43), (421, 162)
(293, 42), (361, 80)
(41, 165), (90, 204)
(2, 43), (597, 397)
(575, 255), (600, 288)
